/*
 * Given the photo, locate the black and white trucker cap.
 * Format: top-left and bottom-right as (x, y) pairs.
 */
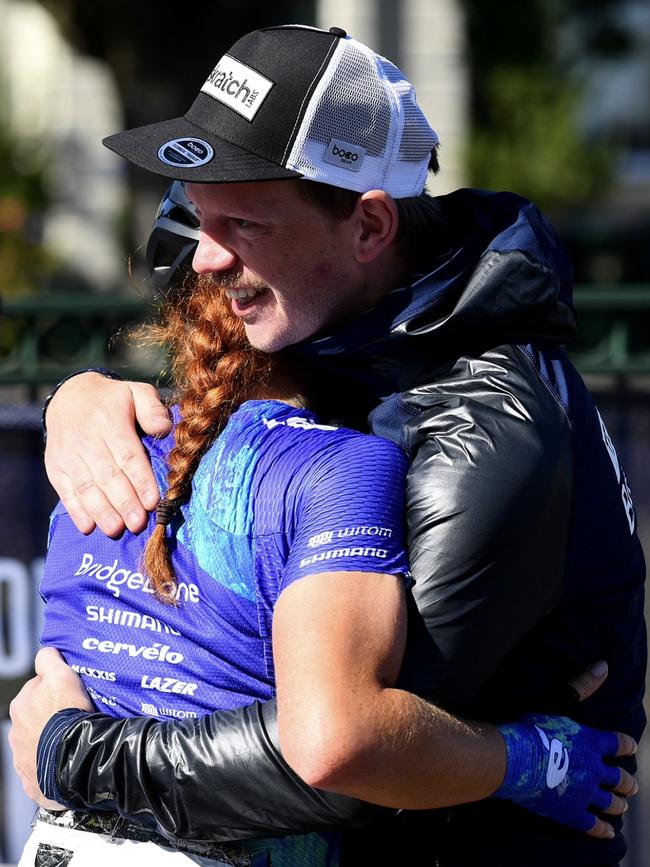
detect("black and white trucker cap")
(103, 25), (439, 198)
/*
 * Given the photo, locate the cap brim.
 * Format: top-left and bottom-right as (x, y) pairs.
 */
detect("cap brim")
(103, 115), (301, 183)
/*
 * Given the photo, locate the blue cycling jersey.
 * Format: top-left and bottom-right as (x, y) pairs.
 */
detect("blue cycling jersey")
(40, 400), (410, 721)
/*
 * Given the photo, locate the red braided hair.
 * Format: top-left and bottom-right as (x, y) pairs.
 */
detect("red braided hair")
(140, 276), (274, 602)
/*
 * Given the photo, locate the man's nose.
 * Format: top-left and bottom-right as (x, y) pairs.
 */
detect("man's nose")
(192, 230), (238, 274)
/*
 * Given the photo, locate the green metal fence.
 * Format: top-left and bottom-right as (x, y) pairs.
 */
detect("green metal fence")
(568, 285), (650, 374)
(0, 294), (162, 393)
(1, 284), (650, 392)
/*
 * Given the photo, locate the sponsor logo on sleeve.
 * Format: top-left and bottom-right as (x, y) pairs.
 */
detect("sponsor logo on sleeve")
(159, 707), (197, 719)
(201, 55), (274, 121)
(300, 546), (388, 569)
(307, 531), (334, 548)
(306, 526), (393, 549)
(337, 525), (393, 539)
(300, 526), (396, 566)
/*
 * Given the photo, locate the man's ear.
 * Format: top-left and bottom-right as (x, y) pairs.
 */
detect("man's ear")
(353, 191), (399, 263)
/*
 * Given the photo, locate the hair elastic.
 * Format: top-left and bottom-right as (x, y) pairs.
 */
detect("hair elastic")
(155, 498), (178, 527)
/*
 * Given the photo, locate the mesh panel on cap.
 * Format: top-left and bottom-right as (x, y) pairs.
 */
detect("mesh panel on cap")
(377, 57), (438, 162)
(289, 40), (392, 158)
(286, 39), (396, 193)
(286, 37), (436, 197)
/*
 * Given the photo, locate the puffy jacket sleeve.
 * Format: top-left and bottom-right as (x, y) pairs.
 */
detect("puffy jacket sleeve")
(50, 698), (379, 841)
(395, 347), (573, 709)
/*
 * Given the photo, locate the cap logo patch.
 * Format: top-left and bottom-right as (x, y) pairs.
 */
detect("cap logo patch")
(323, 138), (366, 172)
(158, 138), (214, 168)
(201, 55), (274, 121)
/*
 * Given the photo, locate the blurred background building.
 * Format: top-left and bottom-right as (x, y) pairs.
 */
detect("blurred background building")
(0, 0), (648, 863)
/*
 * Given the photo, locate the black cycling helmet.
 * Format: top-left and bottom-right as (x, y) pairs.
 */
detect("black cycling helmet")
(146, 181), (200, 293)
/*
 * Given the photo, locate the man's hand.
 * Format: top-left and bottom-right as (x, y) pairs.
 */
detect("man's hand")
(8, 647), (93, 808)
(44, 372), (172, 536)
(566, 660), (610, 704)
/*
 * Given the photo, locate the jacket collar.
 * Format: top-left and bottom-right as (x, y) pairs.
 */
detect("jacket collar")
(291, 189), (576, 400)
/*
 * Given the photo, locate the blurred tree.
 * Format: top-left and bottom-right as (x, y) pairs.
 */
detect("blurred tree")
(567, 0), (635, 59)
(461, 0), (638, 210)
(0, 123), (58, 298)
(38, 0), (314, 130)
(34, 0), (315, 263)
(467, 66), (610, 209)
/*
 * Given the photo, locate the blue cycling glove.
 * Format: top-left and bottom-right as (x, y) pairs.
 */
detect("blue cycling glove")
(493, 713), (621, 832)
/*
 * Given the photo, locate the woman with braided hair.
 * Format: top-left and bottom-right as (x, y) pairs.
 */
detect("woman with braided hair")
(23, 274), (412, 866)
(16, 246), (637, 866)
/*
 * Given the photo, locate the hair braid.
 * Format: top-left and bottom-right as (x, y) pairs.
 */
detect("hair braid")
(141, 277), (273, 602)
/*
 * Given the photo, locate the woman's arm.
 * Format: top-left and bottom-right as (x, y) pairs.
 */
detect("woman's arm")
(273, 569), (637, 834)
(274, 570), (505, 808)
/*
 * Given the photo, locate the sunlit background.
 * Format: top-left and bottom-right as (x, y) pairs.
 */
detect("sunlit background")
(0, 0), (648, 863)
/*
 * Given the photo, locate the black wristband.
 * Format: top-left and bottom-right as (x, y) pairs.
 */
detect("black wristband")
(41, 367), (124, 447)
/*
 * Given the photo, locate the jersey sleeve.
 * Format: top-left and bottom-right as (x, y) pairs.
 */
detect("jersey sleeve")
(281, 435), (411, 592)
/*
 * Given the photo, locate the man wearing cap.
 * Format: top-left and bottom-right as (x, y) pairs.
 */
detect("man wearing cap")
(12, 24), (646, 867)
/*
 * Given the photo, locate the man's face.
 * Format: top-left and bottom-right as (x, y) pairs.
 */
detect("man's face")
(185, 181), (370, 352)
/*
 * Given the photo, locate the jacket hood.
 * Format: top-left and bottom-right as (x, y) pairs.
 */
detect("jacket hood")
(292, 189), (577, 400)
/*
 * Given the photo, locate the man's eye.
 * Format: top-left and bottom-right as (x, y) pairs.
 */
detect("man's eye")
(233, 218), (254, 230)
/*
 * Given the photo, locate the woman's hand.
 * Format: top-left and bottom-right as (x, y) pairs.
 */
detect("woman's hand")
(8, 647), (94, 807)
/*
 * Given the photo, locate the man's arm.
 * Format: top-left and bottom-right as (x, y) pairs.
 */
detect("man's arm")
(396, 351), (574, 708)
(43, 372), (170, 536)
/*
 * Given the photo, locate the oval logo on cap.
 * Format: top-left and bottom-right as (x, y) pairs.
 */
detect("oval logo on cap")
(158, 138), (214, 168)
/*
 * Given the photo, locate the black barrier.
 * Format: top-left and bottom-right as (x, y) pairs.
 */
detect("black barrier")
(0, 405), (58, 862)
(0, 393), (647, 863)
(0, 406), (56, 704)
